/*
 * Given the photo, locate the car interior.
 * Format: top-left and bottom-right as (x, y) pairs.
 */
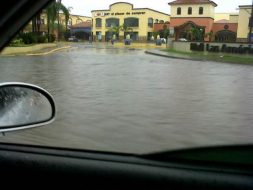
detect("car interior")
(0, 0), (253, 189)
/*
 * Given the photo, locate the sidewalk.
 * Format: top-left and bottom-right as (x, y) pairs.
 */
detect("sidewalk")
(0, 43), (72, 57)
(145, 49), (253, 64)
(145, 49), (203, 61)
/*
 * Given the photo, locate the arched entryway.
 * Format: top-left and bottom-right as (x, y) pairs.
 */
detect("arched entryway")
(215, 30), (236, 42)
(174, 21), (205, 40)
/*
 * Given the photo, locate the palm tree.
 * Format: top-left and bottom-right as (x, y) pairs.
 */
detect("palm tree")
(107, 25), (121, 34)
(205, 30), (214, 41)
(31, 12), (41, 35)
(120, 23), (133, 32)
(62, 6), (73, 41)
(45, 1), (71, 34)
(107, 25), (121, 40)
(164, 29), (170, 38)
(187, 27), (203, 41)
(199, 29), (204, 41)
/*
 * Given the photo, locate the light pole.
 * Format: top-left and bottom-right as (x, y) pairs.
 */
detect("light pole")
(249, 0), (253, 43)
(57, 0), (61, 42)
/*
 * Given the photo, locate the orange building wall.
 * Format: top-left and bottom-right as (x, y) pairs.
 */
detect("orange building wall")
(154, 23), (171, 31)
(170, 18), (214, 41)
(212, 23), (238, 35)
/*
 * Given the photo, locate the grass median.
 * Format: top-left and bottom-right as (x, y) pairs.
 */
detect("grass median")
(9, 43), (36, 47)
(162, 50), (253, 63)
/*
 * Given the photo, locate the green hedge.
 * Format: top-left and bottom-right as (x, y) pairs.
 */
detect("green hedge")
(14, 32), (56, 44)
(17, 32), (38, 44)
(37, 35), (47, 43)
(45, 33), (56, 43)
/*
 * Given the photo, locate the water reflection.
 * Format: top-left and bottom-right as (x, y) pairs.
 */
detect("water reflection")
(0, 44), (253, 154)
(0, 86), (52, 127)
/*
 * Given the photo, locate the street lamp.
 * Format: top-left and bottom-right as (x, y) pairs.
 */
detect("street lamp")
(249, 0), (253, 43)
(57, 0), (61, 42)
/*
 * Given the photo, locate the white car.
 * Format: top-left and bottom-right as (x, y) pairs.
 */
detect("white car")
(69, 36), (78, 42)
(178, 38), (188, 41)
(160, 38), (167, 43)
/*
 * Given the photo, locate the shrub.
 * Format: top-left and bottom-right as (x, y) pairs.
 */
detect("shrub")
(17, 32), (37, 44)
(45, 33), (56, 43)
(10, 38), (23, 45)
(50, 34), (56, 42)
(37, 35), (46, 43)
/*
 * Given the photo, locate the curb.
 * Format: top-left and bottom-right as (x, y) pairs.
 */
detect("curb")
(145, 50), (253, 65)
(145, 51), (202, 61)
(26, 46), (72, 56)
(108, 44), (166, 48)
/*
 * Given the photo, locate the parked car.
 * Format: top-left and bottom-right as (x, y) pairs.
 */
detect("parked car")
(160, 38), (167, 43)
(69, 36), (78, 42)
(178, 38), (188, 41)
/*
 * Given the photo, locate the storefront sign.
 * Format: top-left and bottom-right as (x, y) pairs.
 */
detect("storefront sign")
(170, 27), (174, 35)
(95, 12), (146, 17)
(190, 43), (253, 54)
(95, 13), (110, 17)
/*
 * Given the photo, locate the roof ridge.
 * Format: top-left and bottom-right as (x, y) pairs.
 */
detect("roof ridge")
(169, 0), (217, 6)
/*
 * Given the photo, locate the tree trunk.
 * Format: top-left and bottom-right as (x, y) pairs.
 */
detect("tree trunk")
(47, 17), (50, 42)
(66, 25), (67, 41)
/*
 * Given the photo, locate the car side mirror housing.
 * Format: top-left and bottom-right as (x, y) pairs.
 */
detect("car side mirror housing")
(0, 83), (56, 134)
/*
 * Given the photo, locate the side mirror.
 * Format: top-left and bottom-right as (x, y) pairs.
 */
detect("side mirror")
(0, 83), (56, 134)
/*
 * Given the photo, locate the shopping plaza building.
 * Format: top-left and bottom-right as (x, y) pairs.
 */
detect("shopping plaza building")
(91, 2), (170, 42)
(92, 0), (253, 42)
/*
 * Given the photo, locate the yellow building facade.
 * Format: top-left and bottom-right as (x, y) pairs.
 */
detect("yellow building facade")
(170, 3), (215, 19)
(214, 13), (239, 23)
(214, 13), (230, 21)
(237, 5), (253, 42)
(27, 13), (91, 28)
(91, 2), (170, 42)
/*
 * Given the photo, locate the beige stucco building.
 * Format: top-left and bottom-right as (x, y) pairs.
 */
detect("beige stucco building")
(91, 2), (170, 42)
(237, 5), (253, 42)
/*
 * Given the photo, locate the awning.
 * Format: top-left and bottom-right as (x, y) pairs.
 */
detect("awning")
(71, 28), (91, 33)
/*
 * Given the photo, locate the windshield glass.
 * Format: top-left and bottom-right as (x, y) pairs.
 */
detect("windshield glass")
(0, 0), (253, 154)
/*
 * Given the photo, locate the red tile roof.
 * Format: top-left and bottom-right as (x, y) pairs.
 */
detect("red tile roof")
(214, 19), (230, 23)
(169, 0), (217, 6)
(70, 22), (92, 28)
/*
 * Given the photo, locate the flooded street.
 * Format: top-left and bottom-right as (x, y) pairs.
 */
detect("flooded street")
(0, 43), (253, 154)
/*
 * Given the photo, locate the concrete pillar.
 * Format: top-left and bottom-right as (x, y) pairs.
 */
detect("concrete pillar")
(167, 37), (175, 50)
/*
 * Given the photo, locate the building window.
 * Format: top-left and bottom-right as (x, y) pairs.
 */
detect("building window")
(155, 19), (159, 23)
(188, 7), (192, 15)
(249, 17), (253, 27)
(96, 18), (102, 27)
(76, 19), (82, 24)
(148, 18), (153, 28)
(159, 20), (164, 23)
(67, 20), (72, 26)
(124, 32), (139, 41)
(41, 19), (45, 24)
(177, 7), (181, 15)
(106, 18), (119, 27)
(124, 17), (139, 27)
(148, 32), (153, 40)
(199, 7), (203, 15)
(96, 31), (102, 41)
(105, 31), (119, 41)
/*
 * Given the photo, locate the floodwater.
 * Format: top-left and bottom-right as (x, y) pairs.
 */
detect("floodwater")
(0, 43), (253, 154)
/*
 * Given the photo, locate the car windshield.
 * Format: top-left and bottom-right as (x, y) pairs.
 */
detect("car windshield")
(0, 0), (253, 155)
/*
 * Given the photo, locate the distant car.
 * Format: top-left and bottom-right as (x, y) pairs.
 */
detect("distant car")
(178, 38), (188, 42)
(160, 38), (167, 43)
(69, 36), (78, 42)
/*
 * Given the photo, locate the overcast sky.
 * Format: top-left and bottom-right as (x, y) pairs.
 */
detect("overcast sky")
(61, 0), (252, 16)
